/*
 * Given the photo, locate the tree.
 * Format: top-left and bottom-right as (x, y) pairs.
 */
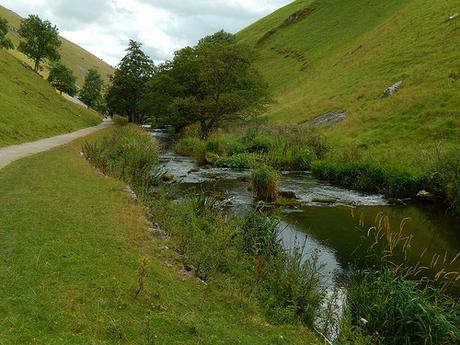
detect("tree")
(79, 69), (104, 109)
(143, 32), (270, 138)
(47, 61), (77, 96)
(198, 30), (236, 46)
(0, 17), (14, 49)
(106, 40), (155, 123)
(18, 15), (61, 72)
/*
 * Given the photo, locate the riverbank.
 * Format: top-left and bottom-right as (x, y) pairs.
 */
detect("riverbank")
(0, 127), (317, 344)
(172, 124), (460, 216)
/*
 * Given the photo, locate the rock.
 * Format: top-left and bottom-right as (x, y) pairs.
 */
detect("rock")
(178, 268), (195, 277)
(279, 190), (297, 199)
(388, 198), (406, 206)
(123, 185), (137, 200)
(311, 111), (347, 126)
(382, 80), (403, 97)
(238, 176), (250, 183)
(150, 227), (169, 239)
(162, 174), (174, 183)
(416, 190), (436, 202)
(188, 168), (200, 173)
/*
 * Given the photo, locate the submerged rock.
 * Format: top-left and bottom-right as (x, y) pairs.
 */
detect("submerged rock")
(382, 80), (403, 97)
(279, 190), (297, 199)
(311, 111), (347, 126)
(416, 190), (436, 202)
(312, 197), (337, 204)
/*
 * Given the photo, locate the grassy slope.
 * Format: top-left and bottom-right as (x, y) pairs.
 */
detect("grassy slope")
(0, 4), (114, 85)
(238, 0), (460, 172)
(0, 48), (101, 147)
(0, 130), (317, 344)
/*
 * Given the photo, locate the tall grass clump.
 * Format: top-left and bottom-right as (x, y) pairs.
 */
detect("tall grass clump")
(346, 268), (460, 345)
(113, 115), (129, 126)
(250, 164), (280, 202)
(82, 125), (160, 193)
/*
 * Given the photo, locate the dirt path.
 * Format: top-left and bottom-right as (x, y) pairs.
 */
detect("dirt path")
(0, 120), (112, 170)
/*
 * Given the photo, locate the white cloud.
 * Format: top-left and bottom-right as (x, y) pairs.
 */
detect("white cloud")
(0, 0), (291, 66)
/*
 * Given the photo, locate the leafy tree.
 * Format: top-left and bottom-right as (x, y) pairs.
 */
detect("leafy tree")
(18, 15), (61, 72)
(47, 61), (77, 96)
(143, 32), (270, 138)
(79, 69), (104, 109)
(106, 40), (155, 123)
(198, 30), (236, 45)
(0, 17), (14, 49)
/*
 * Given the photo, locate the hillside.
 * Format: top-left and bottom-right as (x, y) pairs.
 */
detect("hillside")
(0, 4), (114, 86)
(0, 48), (101, 147)
(238, 0), (460, 172)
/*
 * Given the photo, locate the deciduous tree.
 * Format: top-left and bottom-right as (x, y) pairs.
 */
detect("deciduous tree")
(79, 69), (104, 109)
(18, 15), (61, 72)
(0, 17), (14, 49)
(48, 61), (77, 96)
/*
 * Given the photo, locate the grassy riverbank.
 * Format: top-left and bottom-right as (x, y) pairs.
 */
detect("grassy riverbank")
(0, 128), (317, 344)
(173, 125), (460, 215)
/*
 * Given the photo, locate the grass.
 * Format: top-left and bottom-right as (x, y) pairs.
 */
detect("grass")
(0, 4), (114, 85)
(251, 164), (280, 202)
(237, 0), (460, 180)
(0, 129), (318, 344)
(0, 48), (101, 147)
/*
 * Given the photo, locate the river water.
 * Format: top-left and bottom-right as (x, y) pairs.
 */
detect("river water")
(151, 129), (460, 337)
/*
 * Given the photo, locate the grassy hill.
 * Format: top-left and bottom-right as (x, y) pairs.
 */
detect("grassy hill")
(0, 48), (101, 147)
(238, 0), (460, 172)
(0, 4), (114, 86)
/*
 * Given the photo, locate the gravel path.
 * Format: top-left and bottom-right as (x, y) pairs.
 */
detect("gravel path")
(0, 120), (112, 170)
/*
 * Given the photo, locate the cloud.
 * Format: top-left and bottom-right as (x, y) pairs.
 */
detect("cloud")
(1, 0), (291, 66)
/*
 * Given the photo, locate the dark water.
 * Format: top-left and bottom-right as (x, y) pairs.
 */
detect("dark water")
(151, 129), (460, 336)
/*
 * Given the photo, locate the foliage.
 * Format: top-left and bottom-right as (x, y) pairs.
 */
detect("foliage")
(215, 153), (254, 169)
(113, 115), (129, 126)
(82, 125), (159, 192)
(106, 40), (155, 123)
(79, 68), (104, 109)
(142, 31), (270, 138)
(250, 164), (280, 202)
(0, 17), (13, 49)
(17, 14), (61, 72)
(47, 61), (77, 96)
(198, 30), (236, 45)
(346, 268), (460, 345)
(311, 160), (423, 198)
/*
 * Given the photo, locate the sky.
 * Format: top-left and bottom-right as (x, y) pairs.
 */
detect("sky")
(1, 0), (291, 66)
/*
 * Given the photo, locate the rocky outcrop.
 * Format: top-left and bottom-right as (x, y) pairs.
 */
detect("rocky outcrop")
(382, 81), (403, 97)
(311, 111), (347, 126)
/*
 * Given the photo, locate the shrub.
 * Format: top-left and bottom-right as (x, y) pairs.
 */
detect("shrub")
(215, 153), (254, 169)
(82, 125), (160, 192)
(246, 135), (274, 153)
(251, 165), (280, 202)
(347, 268), (460, 345)
(174, 137), (206, 157)
(242, 210), (281, 260)
(113, 115), (129, 126)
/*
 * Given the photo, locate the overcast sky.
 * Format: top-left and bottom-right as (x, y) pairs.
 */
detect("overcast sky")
(1, 0), (291, 66)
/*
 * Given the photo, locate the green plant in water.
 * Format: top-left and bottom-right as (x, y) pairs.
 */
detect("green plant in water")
(251, 164), (280, 202)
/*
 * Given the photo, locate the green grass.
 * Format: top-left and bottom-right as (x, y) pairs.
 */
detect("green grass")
(238, 0), (460, 173)
(0, 4), (114, 85)
(0, 48), (101, 147)
(0, 130), (318, 344)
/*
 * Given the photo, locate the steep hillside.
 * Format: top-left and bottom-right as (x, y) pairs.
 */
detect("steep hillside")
(0, 49), (100, 147)
(238, 0), (460, 171)
(0, 4), (114, 85)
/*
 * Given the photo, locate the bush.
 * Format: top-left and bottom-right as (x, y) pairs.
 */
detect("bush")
(246, 135), (274, 153)
(113, 115), (129, 126)
(82, 125), (160, 192)
(251, 165), (280, 202)
(347, 268), (460, 345)
(215, 153), (254, 169)
(174, 137), (206, 157)
(311, 160), (423, 198)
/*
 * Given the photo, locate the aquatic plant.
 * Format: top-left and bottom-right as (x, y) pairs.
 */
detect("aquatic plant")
(250, 164), (280, 202)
